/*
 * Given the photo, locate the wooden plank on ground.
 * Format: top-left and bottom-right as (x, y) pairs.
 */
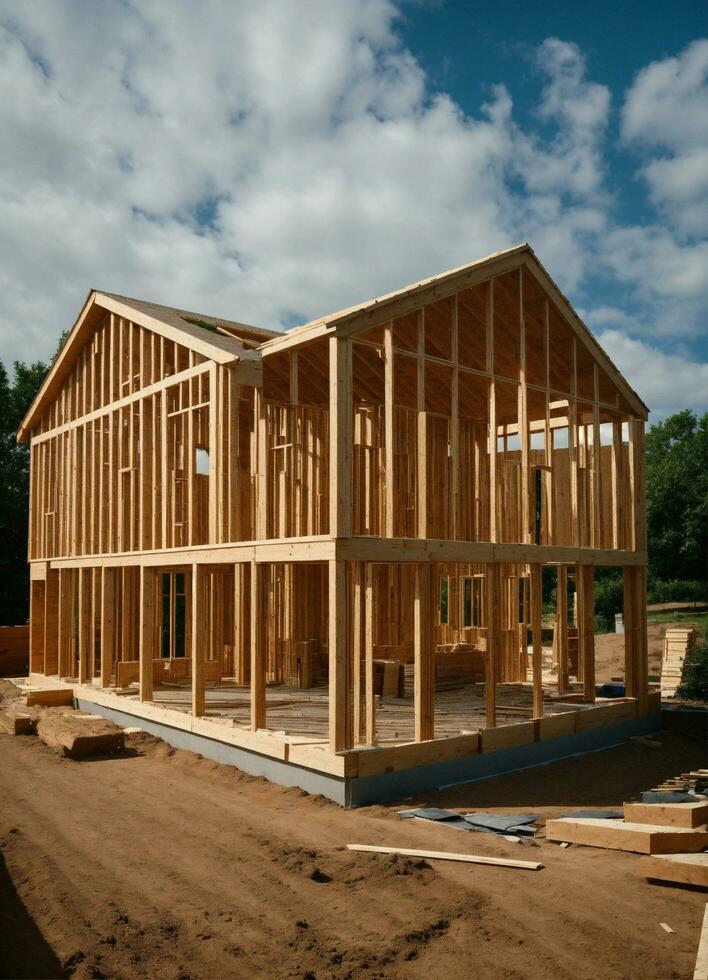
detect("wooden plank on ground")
(546, 817), (708, 854)
(639, 853), (708, 889)
(696, 903), (708, 980)
(624, 801), (708, 829)
(26, 689), (74, 707)
(36, 709), (124, 758)
(346, 843), (543, 871)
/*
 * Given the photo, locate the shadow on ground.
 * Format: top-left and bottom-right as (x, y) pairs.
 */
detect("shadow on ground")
(423, 729), (707, 812)
(0, 844), (65, 980)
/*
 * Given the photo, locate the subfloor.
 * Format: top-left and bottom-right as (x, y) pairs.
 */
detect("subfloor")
(144, 673), (590, 744)
(1, 725), (706, 980)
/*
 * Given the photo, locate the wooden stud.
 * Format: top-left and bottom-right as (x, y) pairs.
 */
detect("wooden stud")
(250, 560), (266, 729)
(100, 567), (115, 688)
(139, 565), (155, 702)
(530, 563), (543, 718)
(414, 562), (434, 741)
(191, 563), (206, 716)
(328, 558), (348, 752)
(577, 565), (595, 702)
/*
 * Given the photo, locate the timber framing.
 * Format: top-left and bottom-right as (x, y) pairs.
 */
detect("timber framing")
(19, 244), (654, 800)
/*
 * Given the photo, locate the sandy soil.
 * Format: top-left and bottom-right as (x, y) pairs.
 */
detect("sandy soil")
(1, 724), (706, 980)
(594, 622), (666, 684)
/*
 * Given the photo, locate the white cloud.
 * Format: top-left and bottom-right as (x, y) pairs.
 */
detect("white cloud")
(598, 329), (708, 419)
(622, 39), (708, 236)
(0, 2), (704, 421)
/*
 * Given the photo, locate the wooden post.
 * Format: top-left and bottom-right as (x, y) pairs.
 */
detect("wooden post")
(577, 565), (596, 702)
(530, 563), (543, 718)
(329, 337), (353, 538)
(414, 563), (434, 741)
(255, 389), (267, 539)
(556, 565), (569, 694)
(77, 568), (91, 683)
(328, 558), (348, 752)
(191, 563), (206, 716)
(58, 569), (73, 678)
(519, 268), (530, 542)
(352, 562), (365, 744)
(624, 565), (648, 712)
(450, 297), (460, 539)
(139, 566), (155, 702)
(416, 310), (427, 538)
(100, 567), (116, 688)
(208, 363), (219, 543)
(611, 419), (623, 550)
(484, 563), (499, 728)
(250, 560), (266, 730)
(365, 562), (376, 745)
(384, 323), (394, 537)
(43, 568), (60, 675)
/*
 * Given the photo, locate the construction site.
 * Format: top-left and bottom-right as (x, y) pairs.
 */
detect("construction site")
(2, 243), (707, 979)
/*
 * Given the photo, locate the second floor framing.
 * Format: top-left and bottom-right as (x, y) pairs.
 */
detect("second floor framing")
(21, 244), (649, 563)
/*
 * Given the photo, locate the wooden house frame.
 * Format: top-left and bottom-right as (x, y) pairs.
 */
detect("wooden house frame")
(19, 244), (656, 802)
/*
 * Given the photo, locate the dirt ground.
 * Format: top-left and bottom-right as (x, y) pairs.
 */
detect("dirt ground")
(1, 723), (707, 980)
(594, 621), (666, 684)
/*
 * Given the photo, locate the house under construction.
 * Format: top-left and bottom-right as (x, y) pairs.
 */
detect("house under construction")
(18, 244), (658, 804)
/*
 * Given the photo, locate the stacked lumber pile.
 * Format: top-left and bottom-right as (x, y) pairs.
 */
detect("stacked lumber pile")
(547, 775), (708, 888)
(650, 768), (708, 794)
(434, 645), (485, 691)
(0, 683), (125, 758)
(660, 626), (698, 697)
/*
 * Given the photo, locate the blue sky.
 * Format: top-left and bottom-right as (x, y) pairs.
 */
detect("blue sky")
(0, 0), (706, 420)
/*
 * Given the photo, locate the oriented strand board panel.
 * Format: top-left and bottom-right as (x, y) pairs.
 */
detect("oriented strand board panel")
(639, 852), (708, 888)
(623, 800), (708, 829)
(545, 817), (708, 854)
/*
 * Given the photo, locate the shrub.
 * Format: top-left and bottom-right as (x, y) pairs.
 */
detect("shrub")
(647, 579), (707, 605)
(593, 573), (624, 633)
(676, 639), (708, 701)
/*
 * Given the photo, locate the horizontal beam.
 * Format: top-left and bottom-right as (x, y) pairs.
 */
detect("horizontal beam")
(46, 536), (336, 569)
(43, 536), (646, 570)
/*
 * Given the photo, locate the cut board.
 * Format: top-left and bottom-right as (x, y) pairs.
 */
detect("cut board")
(639, 853), (708, 889)
(36, 709), (125, 758)
(545, 817), (708, 854)
(26, 688), (74, 708)
(624, 801), (708, 829)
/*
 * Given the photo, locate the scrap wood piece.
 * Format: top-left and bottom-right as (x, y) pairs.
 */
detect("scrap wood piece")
(346, 843), (543, 871)
(546, 817), (708, 854)
(26, 688), (74, 708)
(640, 853), (708, 889)
(624, 800), (708, 829)
(36, 709), (124, 758)
(0, 700), (43, 735)
(695, 904), (708, 980)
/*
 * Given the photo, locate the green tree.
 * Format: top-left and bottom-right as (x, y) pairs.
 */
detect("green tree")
(645, 410), (708, 584)
(0, 359), (49, 625)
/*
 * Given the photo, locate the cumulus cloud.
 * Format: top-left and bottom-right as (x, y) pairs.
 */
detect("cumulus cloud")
(598, 329), (708, 417)
(622, 38), (708, 236)
(0, 1), (705, 421)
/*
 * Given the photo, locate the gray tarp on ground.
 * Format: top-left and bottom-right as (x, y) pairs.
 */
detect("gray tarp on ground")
(398, 809), (540, 836)
(640, 791), (703, 804)
(462, 813), (539, 835)
(397, 808), (478, 830)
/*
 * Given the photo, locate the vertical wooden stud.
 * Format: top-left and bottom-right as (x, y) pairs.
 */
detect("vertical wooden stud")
(414, 562), (434, 741)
